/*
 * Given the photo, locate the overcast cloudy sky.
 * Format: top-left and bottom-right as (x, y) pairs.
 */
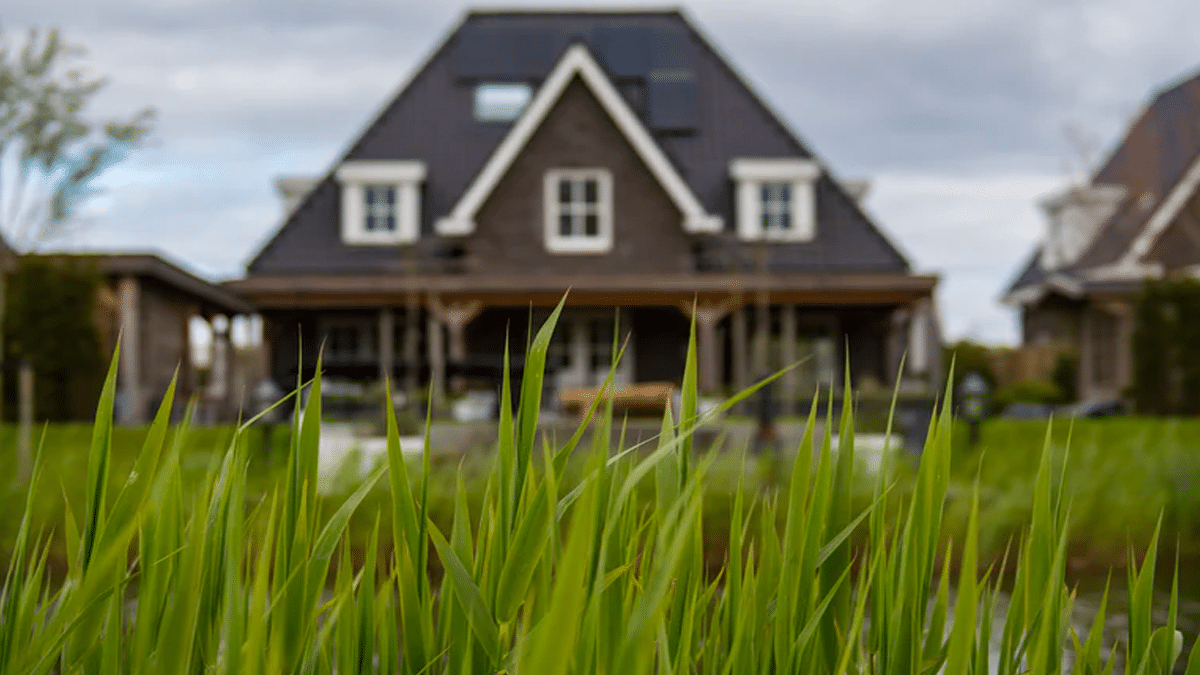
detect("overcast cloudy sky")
(6, 0), (1200, 344)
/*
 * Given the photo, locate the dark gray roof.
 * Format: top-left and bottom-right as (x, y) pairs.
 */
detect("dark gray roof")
(248, 9), (909, 276)
(1003, 246), (1048, 296)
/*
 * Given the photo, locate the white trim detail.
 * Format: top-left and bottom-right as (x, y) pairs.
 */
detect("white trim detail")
(1122, 153), (1200, 265)
(336, 160), (427, 245)
(435, 43), (721, 236)
(543, 168), (614, 254)
(730, 158), (820, 242)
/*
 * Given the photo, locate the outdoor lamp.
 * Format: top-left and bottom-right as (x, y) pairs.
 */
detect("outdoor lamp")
(958, 371), (991, 449)
(252, 378), (285, 463)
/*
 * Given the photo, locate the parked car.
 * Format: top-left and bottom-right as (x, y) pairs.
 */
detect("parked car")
(998, 398), (1127, 420)
(1062, 398), (1127, 418)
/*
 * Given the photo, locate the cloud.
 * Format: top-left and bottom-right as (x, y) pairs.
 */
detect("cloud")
(7, 0), (1200, 344)
(866, 171), (1064, 344)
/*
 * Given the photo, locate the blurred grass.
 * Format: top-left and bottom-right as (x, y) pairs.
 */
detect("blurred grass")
(2, 416), (1200, 576)
(947, 418), (1200, 567)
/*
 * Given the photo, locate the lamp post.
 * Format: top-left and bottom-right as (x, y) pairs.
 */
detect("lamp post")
(252, 377), (285, 467)
(958, 371), (991, 450)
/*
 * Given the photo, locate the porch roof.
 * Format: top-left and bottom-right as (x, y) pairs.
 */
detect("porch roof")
(226, 272), (937, 309)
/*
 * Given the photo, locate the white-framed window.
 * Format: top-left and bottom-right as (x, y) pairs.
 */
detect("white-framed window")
(543, 168), (613, 253)
(730, 158), (820, 242)
(335, 160), (426, 245)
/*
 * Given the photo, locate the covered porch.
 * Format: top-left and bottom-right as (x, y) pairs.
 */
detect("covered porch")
(232, 271), (940, 417)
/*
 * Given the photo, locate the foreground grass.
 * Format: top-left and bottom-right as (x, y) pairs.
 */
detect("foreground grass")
(0, 302), (1193, 672)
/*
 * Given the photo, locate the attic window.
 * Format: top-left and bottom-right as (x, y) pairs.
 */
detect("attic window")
(474, 83), (531, 122)
(335, 161), (426, 245)
(730, 158), (821, 242)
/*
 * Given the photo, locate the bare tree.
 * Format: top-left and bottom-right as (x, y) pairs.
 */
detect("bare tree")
(0, 26), (153, 462)
(0, 25), (155, 249)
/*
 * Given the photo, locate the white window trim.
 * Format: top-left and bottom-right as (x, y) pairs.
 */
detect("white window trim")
(730, 158), (820, 243)
(335, 160), (427, 245)
(543, 168), (614, 254)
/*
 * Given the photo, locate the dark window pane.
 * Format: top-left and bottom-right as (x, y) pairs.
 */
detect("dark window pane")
(761, 212), (771, 230)
(760, 184), (771, 204)
(778, 183), (790, 203)
(584, 179), (598, 204)
(385, 187), (396, 205)
(559, 180), (572, 204)
(559, 214), (573, 236)
(780, 212), (791, 230)
(383, 215), (396, 232)
(584, 214), (599, 236)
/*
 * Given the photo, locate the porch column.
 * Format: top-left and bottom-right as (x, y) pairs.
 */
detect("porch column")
(426, 309), (446, 416)
(180, 305), (200, 401)
(678, 299), (739, 396)
(885, 306), (908, 387)
(117, 275), (142, 424)
(781, 304), (797, 414)
(442, 300), (483, 393)
(219, 316), (236, 421)
(732, 305), (749, 393)
(1078, 307), (1094, 401)
(378, 307), (394, 387)
(753, 293), (771, 376)
(907, 299), (931, 382)
(403, 294), (420, 403)
(1110, 302), (1134, 396)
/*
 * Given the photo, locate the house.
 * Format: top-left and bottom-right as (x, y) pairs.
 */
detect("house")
(230, 9), (941, 414)
(71, 253), (253, 423)
(1004, 67), (1200, 403)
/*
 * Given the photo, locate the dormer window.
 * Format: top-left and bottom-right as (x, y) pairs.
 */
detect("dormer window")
(730, 158), (820, 242)
(544, 168), (613, 253)
(335, 161), (426, 245)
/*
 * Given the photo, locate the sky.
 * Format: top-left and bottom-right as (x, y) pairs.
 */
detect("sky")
(6, 0), (1200, 345)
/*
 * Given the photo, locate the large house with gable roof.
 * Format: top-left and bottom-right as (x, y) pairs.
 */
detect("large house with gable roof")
(1004, 67), (1200, 403)
(230, 8), (941, 413)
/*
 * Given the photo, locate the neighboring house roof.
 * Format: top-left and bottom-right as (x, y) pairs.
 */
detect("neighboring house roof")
(1008, 66), (1200, 300)
(247, 8), (909, 276)
(37, 252), (252, 315)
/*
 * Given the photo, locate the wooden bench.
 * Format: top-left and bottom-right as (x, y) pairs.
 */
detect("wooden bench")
(557, 382), (677, 417)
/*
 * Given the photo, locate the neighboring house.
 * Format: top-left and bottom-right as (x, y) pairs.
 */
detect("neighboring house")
(1004, 67), (1200, 403)
(72, 253), (253, 423)
(231, 9), (941, 412)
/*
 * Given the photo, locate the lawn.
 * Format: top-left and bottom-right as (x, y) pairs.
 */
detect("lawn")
(3, 414), (1199, 576)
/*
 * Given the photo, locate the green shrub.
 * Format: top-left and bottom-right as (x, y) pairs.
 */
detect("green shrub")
(2, 256), (106, 421)
(993, 379), (1063, 411)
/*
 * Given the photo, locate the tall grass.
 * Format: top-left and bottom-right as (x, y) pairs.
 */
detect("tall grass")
(0, 299), (1192, 673)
